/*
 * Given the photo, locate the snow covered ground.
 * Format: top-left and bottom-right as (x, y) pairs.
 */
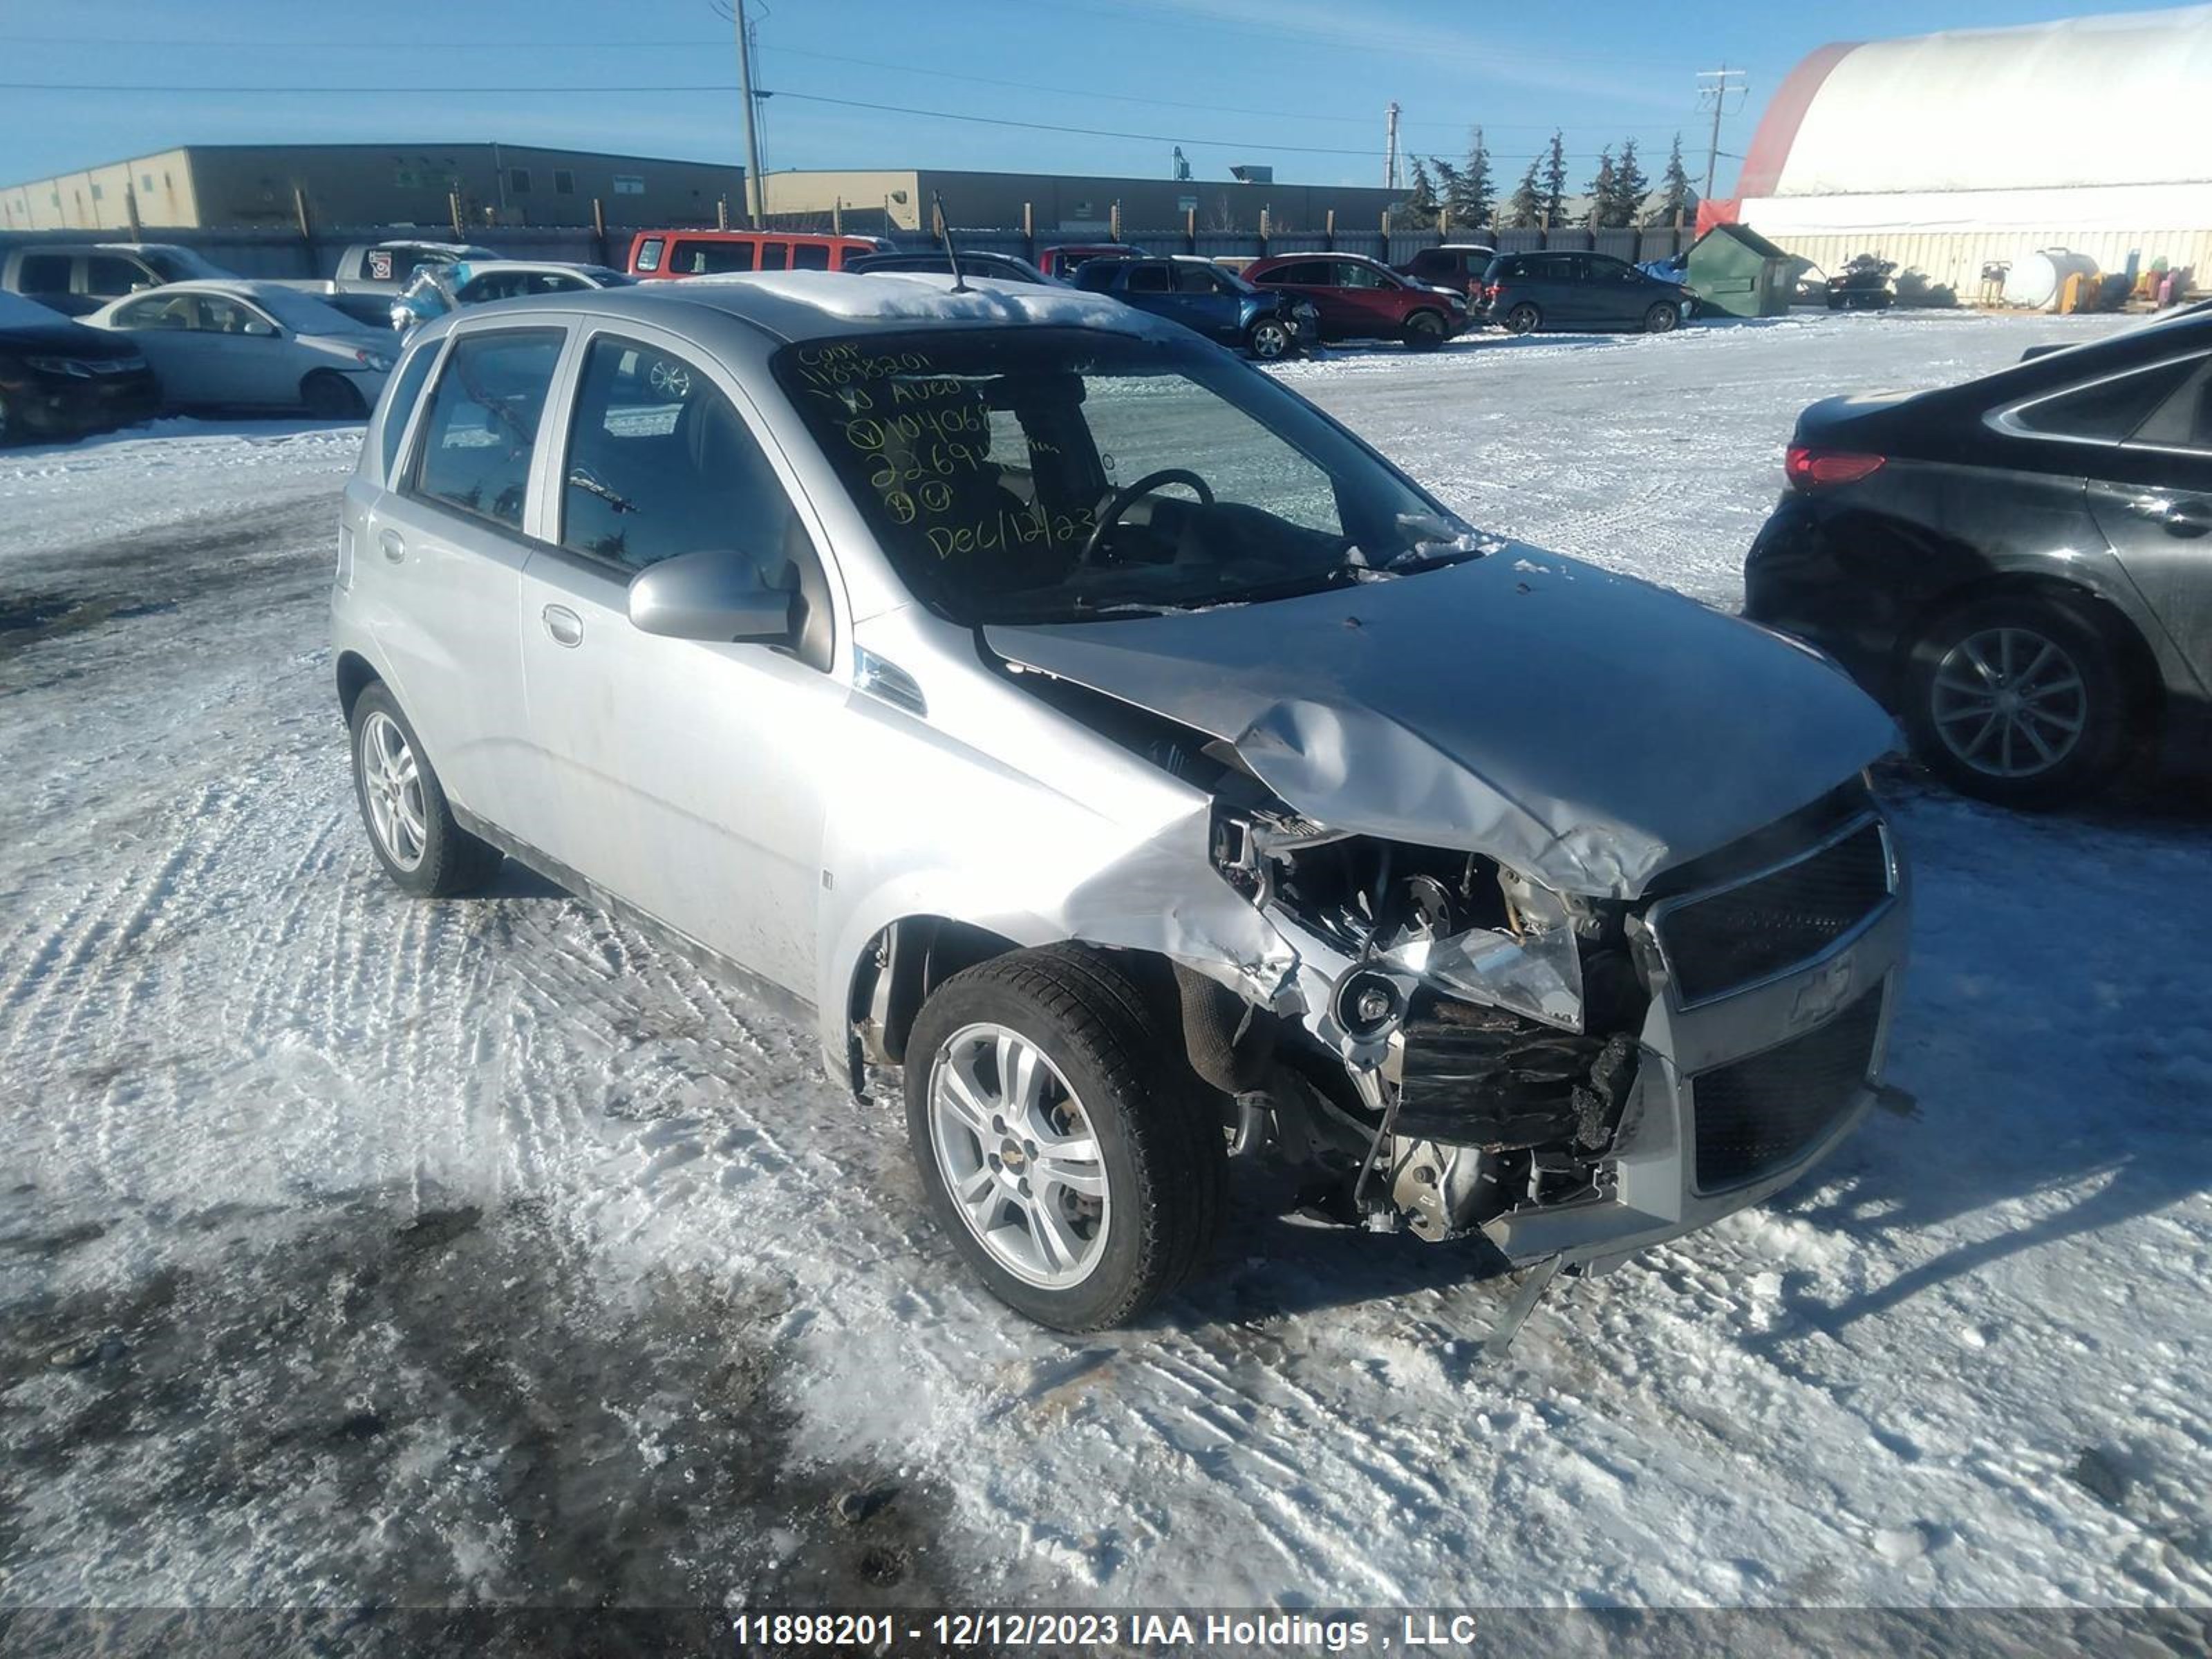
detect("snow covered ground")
(4, 312), (2209, 1624)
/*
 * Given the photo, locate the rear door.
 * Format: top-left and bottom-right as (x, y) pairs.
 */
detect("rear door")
(1118, 261), (1176, 325)
(514, 324), (845, 995)
(364, 324), (567, 831)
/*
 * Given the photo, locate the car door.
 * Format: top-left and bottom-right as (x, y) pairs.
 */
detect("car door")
(1259, 261), (1350, 337)
(2076, 353), (2212, 686)
(189, 293), (297, 406)
(364, 325), (565, 832)
(1331, 260), (1410, 338)
(1588, 255), (1650, 326)
(514, 323), (845, 997)
(102, 293), (203, 394)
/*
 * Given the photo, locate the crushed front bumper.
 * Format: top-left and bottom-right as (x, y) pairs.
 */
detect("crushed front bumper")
(1480, 812), (1909, 1268)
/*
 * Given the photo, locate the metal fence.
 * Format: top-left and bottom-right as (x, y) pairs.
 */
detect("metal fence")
(0, 220), (1695, 279)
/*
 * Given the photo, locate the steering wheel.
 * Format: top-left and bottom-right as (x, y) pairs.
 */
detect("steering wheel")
(1079, 468), (1215, 565)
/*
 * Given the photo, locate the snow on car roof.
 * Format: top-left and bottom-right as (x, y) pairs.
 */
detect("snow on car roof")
(632, 269), (1164, 341)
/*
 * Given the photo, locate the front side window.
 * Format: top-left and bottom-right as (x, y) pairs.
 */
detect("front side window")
(1331, 261), (1387, 289)
(561, 335), (807, 574)
(2015, 356), (2204, 443)
(774, 328), (1458, 625)
(112, 294), (193, 330)
(634, 237), (664, 273)
(410, 328), (565, 530)
(1173, 263), (1223, 294)
(84, 255), (143, 297)
(195, 295), (276, 335)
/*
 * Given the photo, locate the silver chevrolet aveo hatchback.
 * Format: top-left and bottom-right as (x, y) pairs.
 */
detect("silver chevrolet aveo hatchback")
(334, 272), (1911, 1333)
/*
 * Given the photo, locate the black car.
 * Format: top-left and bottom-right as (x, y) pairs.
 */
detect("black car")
(1481, 250), (1694, 335)
(1745, 311), (2212, 807)
(0, 292), (160, 446)
(845, 250), (1061, 285)
(1071, 256), (1319, 360)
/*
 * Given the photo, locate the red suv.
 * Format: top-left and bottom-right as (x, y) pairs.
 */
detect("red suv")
(1243, 254), (1470, 350)
(627, 229), (892, 278)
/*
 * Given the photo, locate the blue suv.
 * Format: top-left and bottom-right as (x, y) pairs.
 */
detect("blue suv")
(1073, 256), (1319, 360)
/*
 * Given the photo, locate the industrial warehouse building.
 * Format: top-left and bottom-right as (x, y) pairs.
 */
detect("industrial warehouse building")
(1716, 5), (2212, 293)
(755, 167), (1407, 236)
(0, 142), (744, 232)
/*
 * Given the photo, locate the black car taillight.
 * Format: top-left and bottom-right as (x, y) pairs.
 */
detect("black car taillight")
(1785, 446), (1886, 490)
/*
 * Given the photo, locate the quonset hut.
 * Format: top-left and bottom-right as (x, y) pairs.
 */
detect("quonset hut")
(1710, 6), (2212, 296)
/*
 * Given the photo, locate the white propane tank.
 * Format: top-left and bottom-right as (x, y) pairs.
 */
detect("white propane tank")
(2003, 249), (2098, 310)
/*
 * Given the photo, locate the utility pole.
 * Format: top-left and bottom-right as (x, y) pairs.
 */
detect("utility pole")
(1696, 64), (1747, 205)
(732, 0), (766, 227)
(1383, 102), (1400, 191)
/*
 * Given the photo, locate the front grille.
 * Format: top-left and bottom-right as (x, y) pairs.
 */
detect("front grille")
(1658, 819), (1890, 1004)
(1691, 991), (1883, 1191)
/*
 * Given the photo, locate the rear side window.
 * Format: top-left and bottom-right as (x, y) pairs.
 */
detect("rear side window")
(2130, 357), (2212, 452)
(1255, 261), (1321, 285)
(560, 334), (806, 573)
(2015, 357), (2203, 442)
(791, 243), (831, 271)
(410, 329), (565, 530)
(671, 239), (753, 275)
(377, 341), (442, 482)
(17, 253), (71, 294)
(1125, 264), (1170, 294)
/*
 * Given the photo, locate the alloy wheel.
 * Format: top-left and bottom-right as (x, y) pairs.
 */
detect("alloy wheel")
(1930, 625), (2088, 778)
(358, 710), (429, 870)
(1248, 320), (1290, 359)
(928, 1022), (1110, 1288)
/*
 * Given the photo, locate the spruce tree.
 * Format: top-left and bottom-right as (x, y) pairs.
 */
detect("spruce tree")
(1610, 137), (1651, 228)
(1506, 159), (1544, 229)
(1646, 132), (1694, 227)
(1401, 156), (1440, 228)
(1460, 126), (1495, 230)
(1586, 149), (1616, 229)
(1538, 131), (1568, 227)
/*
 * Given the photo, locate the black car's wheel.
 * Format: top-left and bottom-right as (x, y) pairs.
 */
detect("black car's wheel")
(1246, 317), (1293, 361)
(1643, 301), (1681, 334)
(1502, 302), (1541, 335)
(905, 945), (1224, 1331)
(1403, 310), (1447, 350)
(0, 393), (14, 447)
(348, 682), (504, 895)
(301, 371), (366, 420)
(1904, 595), (2130, 808)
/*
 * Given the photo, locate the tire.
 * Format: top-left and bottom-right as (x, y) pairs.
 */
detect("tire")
(904, 945), (1225, 1331)
(1403, 310), (1447, 350)
(1502, 302), (1541, 335)
(1643, 301), (1680, 334)
(1902, 594), (2132, 809)
(348, 682), (503, 895)
(302, 371), (366, 420)
(1246, 317), (1292, 361)
(0, 393), (13, 447)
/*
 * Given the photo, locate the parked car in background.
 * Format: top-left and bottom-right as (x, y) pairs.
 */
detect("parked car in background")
(0, 290), (160, 445)
(1746, 310), (2212, 807)
(1034, 242), (1147, 279)
(845, 250), (1062, 285)
(329, 241), (497, 294)
(1481, 251), (1695, 335)
(319, 291), (411, 332)
(1396, 243), (1497, 300)
(334, 274), (1907, 1333)
(1244, 253), (1469, 350)
(84, 281), (394, 417)
(1, 241), (237, 317)
(627, 229), (893, 279)
(1071, 254), (1318, 359)
(392, 260), (636, 332)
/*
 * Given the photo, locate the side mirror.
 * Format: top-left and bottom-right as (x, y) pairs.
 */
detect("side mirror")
(244, 319), (279, 337)
(627, 548), (794, 645)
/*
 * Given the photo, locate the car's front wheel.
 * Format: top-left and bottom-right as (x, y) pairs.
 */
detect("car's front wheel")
(302, 371), (366, 420)
(348, 682), (503, 894)
(905, 946), (1223, 1331)
(1904, 595), (2131, 808)
(1502, 302), (1541, 335)
(1246, 317), (1293, 361)
(1643, 301), (1681, 334)
(1403, 310), (1447, 350)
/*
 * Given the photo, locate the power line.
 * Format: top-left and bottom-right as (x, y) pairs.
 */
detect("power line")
(0, 81), (1640, 162)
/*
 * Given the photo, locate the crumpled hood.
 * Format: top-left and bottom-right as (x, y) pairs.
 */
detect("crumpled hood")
(986, 547), (1899, 899)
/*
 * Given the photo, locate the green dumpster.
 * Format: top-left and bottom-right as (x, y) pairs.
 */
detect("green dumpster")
(1687, 223), (1795, 319)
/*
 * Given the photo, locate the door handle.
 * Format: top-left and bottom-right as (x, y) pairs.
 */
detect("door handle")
(377, 528), (406, 562)
(2125, 495), (2212, 538)
(542, 603), (584, 647)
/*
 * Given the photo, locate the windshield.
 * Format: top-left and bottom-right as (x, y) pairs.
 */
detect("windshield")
(776, 327), (1474, 624)
(134, 247), (229, 282)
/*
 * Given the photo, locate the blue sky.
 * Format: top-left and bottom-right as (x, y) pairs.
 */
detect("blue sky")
(0, 0), (2172, 195)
